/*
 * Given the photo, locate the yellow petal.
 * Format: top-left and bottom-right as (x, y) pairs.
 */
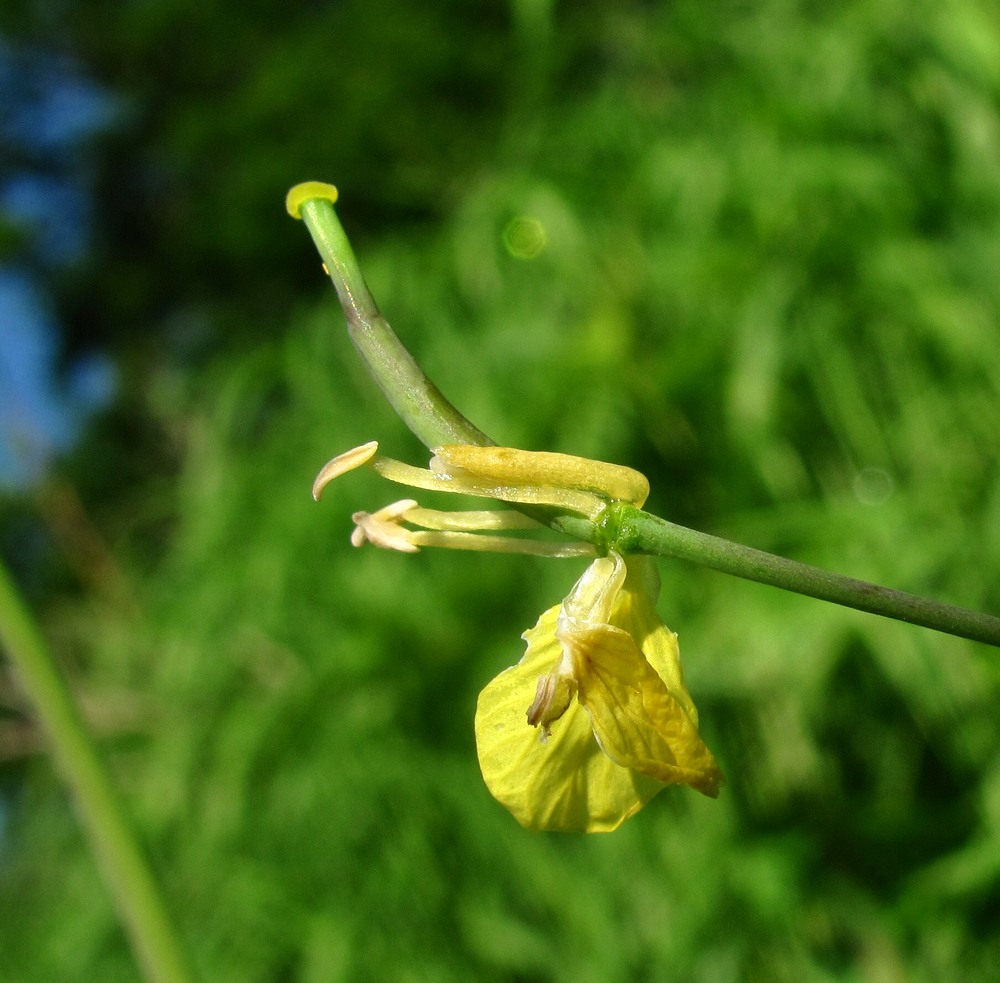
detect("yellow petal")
(475, 605), (665, 832)
(565, 623), (723, 797)
(610, 556), (698, 723)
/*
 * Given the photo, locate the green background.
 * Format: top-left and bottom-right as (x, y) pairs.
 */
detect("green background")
(2, 0), (1000, 979)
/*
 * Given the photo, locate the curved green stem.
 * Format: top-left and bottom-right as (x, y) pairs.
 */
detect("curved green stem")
(288, 183), (491, 450)
(612, 505), (1000, 647)
(0, 560), (196, 983)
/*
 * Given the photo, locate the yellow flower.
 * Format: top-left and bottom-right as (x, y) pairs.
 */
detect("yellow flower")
(476, 551), (721, 832)
(315, 441), (722, 832)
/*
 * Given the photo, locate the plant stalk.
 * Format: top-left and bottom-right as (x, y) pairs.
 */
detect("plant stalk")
(615, 506), (1000, 647)
(294, 190), (492, 450)
(0, 560), (196, 983)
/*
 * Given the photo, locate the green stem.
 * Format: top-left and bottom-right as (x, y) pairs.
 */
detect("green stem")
(295, 192), (492, 450)
(613, 505), (1000, 647)
(0, 560), (196, 983)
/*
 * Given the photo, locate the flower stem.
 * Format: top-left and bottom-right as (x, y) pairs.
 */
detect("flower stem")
(0, 560), (196, 983)
(287, 183), (492, 450)
(614, 505), (1000, 647)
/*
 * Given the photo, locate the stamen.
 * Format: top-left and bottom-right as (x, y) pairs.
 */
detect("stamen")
(404, 507), (543, 532)
(373, 456), (606, 518)
(409, 531), (595, 557)
(372, 457), (460, 490)
(313, 441), (380, 501)
(526, 670), (577, 736)
(346, 499), (595, 558)
(350, 499), (420, 553)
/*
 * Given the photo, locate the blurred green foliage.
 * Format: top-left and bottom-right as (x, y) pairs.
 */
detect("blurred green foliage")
(3, 0), (1000, 980)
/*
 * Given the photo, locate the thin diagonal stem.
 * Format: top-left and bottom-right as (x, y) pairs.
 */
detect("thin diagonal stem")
(295, 192), (492, 450)
(0, 560), (196, 983)
(613, 506), (1000, 647)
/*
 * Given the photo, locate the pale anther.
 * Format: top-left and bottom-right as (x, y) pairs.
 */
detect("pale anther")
(313, 441), (379, 501)
(350, 499), (420, 553)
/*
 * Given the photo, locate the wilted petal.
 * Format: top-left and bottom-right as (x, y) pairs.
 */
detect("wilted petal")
(606, 556), (699, 723)
(475, 605), (667, 833)
(564, 622), (722, 797)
